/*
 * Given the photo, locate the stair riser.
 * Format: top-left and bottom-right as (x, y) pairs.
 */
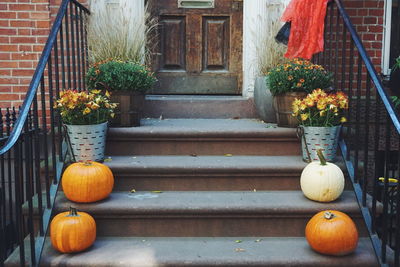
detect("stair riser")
(112, 174), (353, 191)
(105, 140), (300, 156)
(90, 216), (368, 237)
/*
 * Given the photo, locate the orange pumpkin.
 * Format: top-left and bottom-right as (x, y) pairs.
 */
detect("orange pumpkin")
(305, 210), (358, 256)
(50, 207), (96, 253)
(62, 161), (114, 203)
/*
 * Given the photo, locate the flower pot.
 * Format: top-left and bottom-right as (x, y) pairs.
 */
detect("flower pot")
(300, 126), (341, 162)
(65, 122), (108, 162)
(273, 92), (307, 127)
(254, 76), (276, 122)
(110, 91), (145, 127)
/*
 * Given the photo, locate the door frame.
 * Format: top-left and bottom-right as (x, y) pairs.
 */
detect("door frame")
(134, 0), (290, 97)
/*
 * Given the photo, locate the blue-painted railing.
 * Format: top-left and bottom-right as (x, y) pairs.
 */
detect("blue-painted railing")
(315, 0), (400, 266)
(0, 1), (89, 266)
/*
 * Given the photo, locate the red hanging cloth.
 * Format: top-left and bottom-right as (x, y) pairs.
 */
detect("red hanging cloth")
(281, 0), (329, 59)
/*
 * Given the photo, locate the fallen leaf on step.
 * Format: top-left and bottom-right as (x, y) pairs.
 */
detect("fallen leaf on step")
(151, 191), (163, 193)
(235, 240), (242, 243)
(224, 154), (233, 157)
(190, 154), (197, 157)
(253, 189), (257, 192)
(231, 117), (240, 120)
(255, 239), (262, 243)
(235, 248), (246, 252)
(104, 157), (112, 162)
(130, 189), (136, 193)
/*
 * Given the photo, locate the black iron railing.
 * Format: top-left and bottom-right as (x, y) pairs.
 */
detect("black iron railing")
(315, 0), (400, 266)
(0, 1), (89, 266)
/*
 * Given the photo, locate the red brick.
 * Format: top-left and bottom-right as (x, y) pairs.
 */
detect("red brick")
(0, 11), (16, 19)
(11, 85), (28, 93)
(0, 78), (18, 84)
(17, 12), (30, 19)
(0, 44), (18, 52)
(11, 52), (38, 60)
(368, 25), (383, 33)
(10, 36), (36, 44)
(18, 45), (33, 51)
(0, 36), (9, 43)
(36, 20), (50, 28)
(0, 53), (11, 60)
(35, 4), (49, 11)
(0, 28), (16, 35)
(0, 93), (21, 101)
(0, 20), (9, 27)
(0, 69), (11, 76)
(12, 69), (34, 76)
(31, 28), (48, 35)
(0, 86), (12, 93)
(0, 102), (13, 109)
(8, 4), (35, 11)
(30, 11), (49, 19)
(369, 9), (384, 16)
(364, 17), (377, 24)
(9, 20), (34, 28)
(17, 29), (31, 35)
(0, 61), (18, 68)
(18, 61), (33, 68)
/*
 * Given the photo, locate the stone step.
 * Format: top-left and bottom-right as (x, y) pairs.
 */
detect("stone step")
(5, 237), (378, 267)
(103, 155), (352, 191)
(53, 191), (368, 237)
(106, 119), (300, 156)
(143, 95), (258, 119)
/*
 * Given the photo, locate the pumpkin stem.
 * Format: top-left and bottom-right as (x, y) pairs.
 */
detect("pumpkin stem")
(83, 160), (92, 166)
(324, 211), (335, 220)
(68, 207), (79, 217)
(317, 149), (327, 166)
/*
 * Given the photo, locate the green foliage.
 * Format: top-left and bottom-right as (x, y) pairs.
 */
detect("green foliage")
(267, 58), (333, 96)
(392, 56), (400, 72)
(86, 60), (157, 93)
(391, 96), (400, 108)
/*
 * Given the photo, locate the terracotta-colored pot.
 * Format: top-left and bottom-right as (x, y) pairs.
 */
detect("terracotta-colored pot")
(273, 92), (307, 127)
(110, 91), (145, 127)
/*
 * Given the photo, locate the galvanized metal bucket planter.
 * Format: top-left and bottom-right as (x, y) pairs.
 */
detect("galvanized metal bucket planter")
(65, 122), (108, 162)
(300, 126), (341, 162)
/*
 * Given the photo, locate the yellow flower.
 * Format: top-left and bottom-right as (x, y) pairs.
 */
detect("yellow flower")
(304, 98), (314, 107)
(340, 117), (347, 123)
(288, 75), (293, 81)
(296, 83), (302, 87)
(83, 107), (91, 115)
(319, 110), (326, 117)
(300, 113), (309, 121)
(105, 90), (111, 98)
(91, 89), (101, 94)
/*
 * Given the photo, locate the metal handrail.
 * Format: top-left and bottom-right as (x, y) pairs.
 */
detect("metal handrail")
(334, 0), (400, 134)
(0, 0), (89, 156)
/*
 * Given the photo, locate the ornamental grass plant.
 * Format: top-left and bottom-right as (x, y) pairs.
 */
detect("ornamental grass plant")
(292, 89), (349, 127)
(55, 90), (117, 125)
(268, 59), (334, 96)
(86, 59), (157, 93)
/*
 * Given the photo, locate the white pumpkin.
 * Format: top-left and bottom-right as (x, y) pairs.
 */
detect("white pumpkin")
(300, 149), (344, 202)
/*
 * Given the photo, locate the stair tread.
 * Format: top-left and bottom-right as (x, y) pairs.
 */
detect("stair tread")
(107, 118), (297, 139)
(39, 237), (377, 266)
(104, 155), (308, 173)
(55, 190), (360, 216)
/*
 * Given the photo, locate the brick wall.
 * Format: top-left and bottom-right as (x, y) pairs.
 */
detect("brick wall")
(0, 0), (386, 108)
(343, 0), (385, 72)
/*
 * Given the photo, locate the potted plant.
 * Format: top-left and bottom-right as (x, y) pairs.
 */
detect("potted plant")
(55, 89), (117, 162)
(268, 59), (333, 127)
(292, 89), (349, 162)
(86, 59), (157, 127)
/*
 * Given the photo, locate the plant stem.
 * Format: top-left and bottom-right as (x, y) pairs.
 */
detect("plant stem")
(317, 149), (327, 165)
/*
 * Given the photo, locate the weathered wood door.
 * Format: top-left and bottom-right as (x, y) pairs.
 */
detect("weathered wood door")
(151, 0), (243, 95)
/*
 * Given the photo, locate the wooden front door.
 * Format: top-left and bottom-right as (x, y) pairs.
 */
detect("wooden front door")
(151, 0), (243, 95)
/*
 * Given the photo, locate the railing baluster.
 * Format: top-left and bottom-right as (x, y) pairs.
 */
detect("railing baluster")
(32, 95), (43, 236)
(334, 7), (340, 89)
(75, 5), (82, 90)
(79, 8), (86, 90)
(395, 142), (400, 266)
(362, 75), (371, 206)
(65, 6), (72, 89)
(24, 115), (36, 265)
(47, 56), (58, 185)
(346, 40), (354, 161)
(59, 23), (67, 90)
(70, 2), (77, 89)
(53, 33), (63, 163)
(0, 110), (5, 265)
(14, 140), (24, 266)
(40, 76), (51, 208)
(372, 96), (381, 233)
(353, 54), (362, 184)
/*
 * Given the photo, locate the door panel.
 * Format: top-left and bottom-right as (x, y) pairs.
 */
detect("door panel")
(160, 16), (186, 71)
(203, 17), (230, 71)
(151, 0), (243, 95)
